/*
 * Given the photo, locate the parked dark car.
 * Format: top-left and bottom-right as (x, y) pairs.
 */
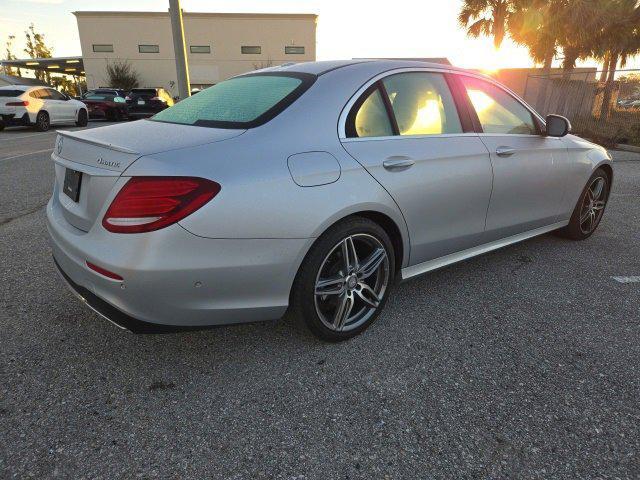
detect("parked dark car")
(126, 88), (174, 118)
(83, 93), (129, 121)
(83, 88), (128, 99)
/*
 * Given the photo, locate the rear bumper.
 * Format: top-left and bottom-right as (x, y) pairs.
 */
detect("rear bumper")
(46, 192), (311, 331)
(0, 112), (31, 126)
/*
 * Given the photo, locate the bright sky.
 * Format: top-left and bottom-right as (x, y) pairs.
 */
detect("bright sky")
(0, 0), (632, 70)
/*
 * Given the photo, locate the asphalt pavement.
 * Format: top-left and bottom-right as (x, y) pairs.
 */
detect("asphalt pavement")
(1, 126), (639, 479)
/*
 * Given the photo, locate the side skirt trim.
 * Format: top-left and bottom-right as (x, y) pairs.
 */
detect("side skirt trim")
(401, 221), (568, 281)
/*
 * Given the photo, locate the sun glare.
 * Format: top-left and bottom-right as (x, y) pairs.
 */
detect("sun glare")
(467, 90), (495, 113)
(404, 99), (443, 135)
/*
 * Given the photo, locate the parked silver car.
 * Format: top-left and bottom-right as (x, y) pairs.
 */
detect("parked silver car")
(47, 60), (612, 340)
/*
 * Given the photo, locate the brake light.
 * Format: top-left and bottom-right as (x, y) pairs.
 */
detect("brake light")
(102, 177), (221, 234)
(6, 100), (28, 106)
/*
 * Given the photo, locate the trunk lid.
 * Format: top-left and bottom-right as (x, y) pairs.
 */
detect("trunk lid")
(52, 120), (245, 232)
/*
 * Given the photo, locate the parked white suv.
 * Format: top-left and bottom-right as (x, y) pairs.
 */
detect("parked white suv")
(0, 85), (88, 132)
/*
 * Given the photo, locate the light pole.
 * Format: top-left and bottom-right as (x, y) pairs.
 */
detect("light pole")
(169, 0), (190, 100)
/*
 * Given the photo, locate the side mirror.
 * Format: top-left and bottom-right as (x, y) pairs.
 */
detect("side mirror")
(545, 114), (571, 137)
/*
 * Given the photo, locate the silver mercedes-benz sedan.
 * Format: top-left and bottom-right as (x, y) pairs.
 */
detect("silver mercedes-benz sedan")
(47, 60), (612, 340)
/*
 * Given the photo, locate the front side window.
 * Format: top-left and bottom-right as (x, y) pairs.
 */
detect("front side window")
(139, 44), (160, 54)
(47, 89), (65, 100)
(151, 73), (314, 128)
(382, 72), (462, 136)
(460, 76), (537, 135)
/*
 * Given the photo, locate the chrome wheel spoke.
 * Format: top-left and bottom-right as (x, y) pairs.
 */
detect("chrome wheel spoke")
(341, 236), (359, 273)
(315, 275), (346, 296)
(356, 248), (387, 280)
(355, 282), (381, 308)
(333, 292), (355, 330)
(591, 178), (605, 200)
(580, 208), (591, 224)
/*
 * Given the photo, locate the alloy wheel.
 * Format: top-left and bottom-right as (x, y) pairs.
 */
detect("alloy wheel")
(579, 176), (608, 234)
(314, 234), (390, 332)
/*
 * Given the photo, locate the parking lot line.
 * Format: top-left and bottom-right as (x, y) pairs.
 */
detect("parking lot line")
(0, 131), (57, 141)
(0, 148), (54, 162)
(611, 276), (640, 283)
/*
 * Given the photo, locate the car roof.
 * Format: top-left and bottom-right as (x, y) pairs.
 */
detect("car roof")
(256, 59), (470, 76)
(0, 84), (30, 91)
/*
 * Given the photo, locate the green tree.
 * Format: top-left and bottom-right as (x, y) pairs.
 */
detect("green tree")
(23, 23), (54, 82)
(105, 60), (140, 90)
(4, 35), (20, 76)
(458, 0), (518, 49)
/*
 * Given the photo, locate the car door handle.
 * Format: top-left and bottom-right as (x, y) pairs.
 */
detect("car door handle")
(383, 156), (415, 171)
(496, 146), (516, 157)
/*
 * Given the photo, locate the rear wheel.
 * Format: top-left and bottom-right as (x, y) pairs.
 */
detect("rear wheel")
(291, 217), (395, 341)
(556, 168), (610, 240)
(0, 122), (5, 131)
(35, 111), (50, 131)
(76, 109), (88, 127)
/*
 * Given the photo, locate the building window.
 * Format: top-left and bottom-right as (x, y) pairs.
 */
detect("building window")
(139, 44), (160, 54)
(285, 46), (305, 55)
(92, 44), (114, 53)
(241, 46), (261, 54)
(190, 45), (211, 54)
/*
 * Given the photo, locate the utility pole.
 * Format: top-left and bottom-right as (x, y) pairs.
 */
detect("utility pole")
(169, 0), (190, 100)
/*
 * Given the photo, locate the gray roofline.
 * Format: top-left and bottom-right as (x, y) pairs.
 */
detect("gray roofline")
(73, 11), (317, 19)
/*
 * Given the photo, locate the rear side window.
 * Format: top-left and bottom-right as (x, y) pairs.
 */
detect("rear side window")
(151, 73), (315, 129)
(349, 88), (394, 138)
(0, 90), (24, 97)
(382, 73), (462, 135)
(346, 72), (463, 138)
(460, 76), (537, 135)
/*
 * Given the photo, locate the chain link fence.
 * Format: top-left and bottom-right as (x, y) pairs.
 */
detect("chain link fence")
(523, 69), (640, 147)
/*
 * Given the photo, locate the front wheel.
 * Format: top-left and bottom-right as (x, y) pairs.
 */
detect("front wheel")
(290, 217), (395, 341)
(76, 109), (88, 127)
(556, 167), (611, 240)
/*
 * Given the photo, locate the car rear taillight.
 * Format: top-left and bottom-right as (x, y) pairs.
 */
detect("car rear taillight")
(102, 177), (221, 234)
(6, 100), (28, 106)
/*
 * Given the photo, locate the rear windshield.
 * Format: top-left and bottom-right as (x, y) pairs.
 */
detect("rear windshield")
(0, 90), (24, 97)
(130, 89), (157, 96)
(151, 72), (315, 129)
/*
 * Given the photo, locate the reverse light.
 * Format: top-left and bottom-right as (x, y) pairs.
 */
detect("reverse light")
(102, 177), (221, 234)
(7, 100), (28, 107)
(86, 261), (124, 281)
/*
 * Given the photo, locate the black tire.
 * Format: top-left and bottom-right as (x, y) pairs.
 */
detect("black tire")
(76, 109), (88, 127)
(556, 167), (611, 240)
(0, 122), (5, 131)
(106, 108), (122, 122)
(290, 216), (396, 341)
(35, 111), (50, 131)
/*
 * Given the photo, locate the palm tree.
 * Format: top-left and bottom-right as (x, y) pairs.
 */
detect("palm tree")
(595, 0), (640, 117)
(458, 0), (517, 49)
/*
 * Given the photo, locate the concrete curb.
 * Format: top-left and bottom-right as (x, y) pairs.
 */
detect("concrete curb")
(614, 144), (640, 154)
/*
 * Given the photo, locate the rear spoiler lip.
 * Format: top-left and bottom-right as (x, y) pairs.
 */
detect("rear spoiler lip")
(56, 130), (140, 155)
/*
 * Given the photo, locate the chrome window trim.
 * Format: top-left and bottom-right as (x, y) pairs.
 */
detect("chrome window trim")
(341, 132), (479, 143)
(338, 67), (546, 140)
